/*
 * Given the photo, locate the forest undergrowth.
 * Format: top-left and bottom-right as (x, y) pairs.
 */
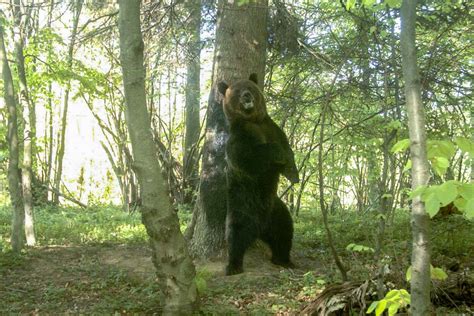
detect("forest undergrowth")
(0, 206), (472, 314)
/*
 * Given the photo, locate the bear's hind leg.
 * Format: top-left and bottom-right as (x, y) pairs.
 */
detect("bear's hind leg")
(261, 198), (294, 268)
(226, 218), (258, 275)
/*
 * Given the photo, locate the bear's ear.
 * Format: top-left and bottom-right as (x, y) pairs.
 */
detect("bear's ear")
(217, 81), (229, 95)
(249, 73), (258, 85)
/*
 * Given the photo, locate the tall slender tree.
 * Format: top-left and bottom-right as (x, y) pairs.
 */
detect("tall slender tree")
(0, 14), (24, 252)
(12, 0), (36, 245)
(401, 0), (431, 314)
(188, 0), (269, 257)
(118, 1), (197, 313)
(53, 0), (83, 204)
(183, 0), (202, 205)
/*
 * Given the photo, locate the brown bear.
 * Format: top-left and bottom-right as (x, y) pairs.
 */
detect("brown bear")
(218, 73), (298, 275)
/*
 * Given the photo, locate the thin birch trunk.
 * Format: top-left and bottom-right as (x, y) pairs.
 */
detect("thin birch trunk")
(401, 0), (431, 314)
(183, 0), (201, 204)
(53, 0), (83, 203)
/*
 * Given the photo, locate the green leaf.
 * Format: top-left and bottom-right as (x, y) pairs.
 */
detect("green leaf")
(364, 0), (377, 7)
(403, 159), (412, 173)
(465, 199), (474, 219)
(346, 0), (356, 10)
(425, 194), (441, 218)
(455, 137), (474, 156)
(420, 186), (437, 201)
(458, 183), (474, 200)
(385, 290), (400, 300)
(453, 197), (467, 211)
(431, 156), (450, 176)
(375, 299), (387, 316)
(388, 303), (400, 316)
(406, 266), (412, 281)
(400, 289), (411, 303)
(385, 0), (402, 8)
(431, 267), (448, 281)
(367, 301), (379, 314)
(408, 185), (427, 200)
(436, 182), (458, 206)
(428, 140), (456, 160)
(391, 139), (410, 153)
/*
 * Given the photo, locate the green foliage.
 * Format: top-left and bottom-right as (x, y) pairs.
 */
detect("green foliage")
(409, 181), (474, 218)
(392, 138), (465, 176)
(0, 205), (147, 247)
(367, 289), (410, 316)
(391, 139), (411, 154)
(346, 243), (375, 253)
(455, 137), (474, 158)
(406, 265), (448, 282)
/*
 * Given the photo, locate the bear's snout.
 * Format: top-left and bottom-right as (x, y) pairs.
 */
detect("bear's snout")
(241, 90), (254, 109)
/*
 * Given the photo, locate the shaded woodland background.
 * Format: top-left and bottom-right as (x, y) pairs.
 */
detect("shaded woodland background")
(0, 0), (472, 314)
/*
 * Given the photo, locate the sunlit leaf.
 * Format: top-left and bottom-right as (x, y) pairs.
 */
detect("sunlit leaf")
(375, 299), (387, 316)
(453, 197), (467, 211)
(436, 182), (458, 206)
(465, 199), (474, 219)
(388, 303), (400, 316)
(406, 266), (412, 281)
(364, 0), (377, 7)
(385, 0), (402, 8)
(431, 157), (449, 176)
(408, 185), (427, 199)
(385, 290), (400, 300)
(425, 194), (441, 218)
(428, 140), (456, 160)
(391, 139), (410, 153)
(346, 0), (357, 10)
(458, 183), (474, 200)
(455, 137), (474, 156)
(367, 301), (379, 314)
(403, 159), (412, 173)
(431, 267), (448, 281)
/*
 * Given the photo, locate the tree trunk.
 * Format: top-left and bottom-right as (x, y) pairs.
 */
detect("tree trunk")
(13, 0), (36, 246)
(53, 0), (83, 204)
(118, 1), (197, 313)
(401, 0), (431, 314)
(318, 102), (347, 281)
(188, 0), (269, 258)
(183, 0), (202, 205)
(0, 18), (24, 253)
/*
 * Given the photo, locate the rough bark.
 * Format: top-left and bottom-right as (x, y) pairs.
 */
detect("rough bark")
(118, 1), (197, 313)
(53, 0), (83, 204)
(183, 0), (202, 204)
(0, 17), (24, 253)
(188, 0), (269, 258)
(401, 0), (431, 314)
(13, 0), (36, 246)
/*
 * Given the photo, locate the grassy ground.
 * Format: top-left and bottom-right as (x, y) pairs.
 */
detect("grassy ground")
(0, 205), (472, 314)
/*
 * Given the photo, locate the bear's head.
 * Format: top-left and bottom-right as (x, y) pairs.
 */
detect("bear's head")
(218, 73), (267, 124)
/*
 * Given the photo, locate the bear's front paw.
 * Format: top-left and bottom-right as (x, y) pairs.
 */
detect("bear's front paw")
(271, 258), (295, 269)
(225, 264), (244, 276)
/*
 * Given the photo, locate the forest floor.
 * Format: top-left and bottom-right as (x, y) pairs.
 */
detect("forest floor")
(0, 240), (327, 314)
(0, 206), (473, 314)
